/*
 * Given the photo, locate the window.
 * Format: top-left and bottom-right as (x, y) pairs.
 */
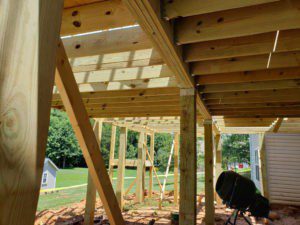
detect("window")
(255, 150), (259, 164)
(42, 172), (48, 185)
(255, 165), (260, 181)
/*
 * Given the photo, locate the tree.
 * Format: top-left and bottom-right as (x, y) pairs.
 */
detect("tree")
(221, 134), (250, 170)
(46, 109), (82, 168)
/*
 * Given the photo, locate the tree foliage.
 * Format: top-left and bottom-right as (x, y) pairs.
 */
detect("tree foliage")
(221, 134), (250, 169)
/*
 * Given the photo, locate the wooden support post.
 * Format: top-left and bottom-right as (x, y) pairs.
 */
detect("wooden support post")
(204, 120), (215, 225)
(135, 132), (146, 203)
(84, 120), (103, 225)
(214, 134), (222, 205)
(55, 41), (124, 225)
(149, 132), (155, 198)
(180, 88), (197, 225)
(109, 125), (117, 181)
(174, 132), (179, 205)
(259, 133), (269, 198)
(0, 1), (63, 224)
(116, 127), (127, 210)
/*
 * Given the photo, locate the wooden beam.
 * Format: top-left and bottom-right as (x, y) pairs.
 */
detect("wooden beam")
(0, 1), (63, 224)
(174, 132), (179, 205)
(185, 29), (300, 62)
(196, 67), (300, 85)
(272, 118), (283, 132)
(63, 26), (151, 58)
(123, 0), (193, 88)
(259, 134), (269, 198)
(135, 132), (146, 203)
(116, 127), (127, 210)
(192, 51), (300, 75)
(149, 132), (155, 198)
(55, 40), (124, 225)
(61, 1), (135, 36)
(199, 79), (300, 93)
(180, 88), (197, 225)
(84, 120), (103, 225)
(52, 87), (180, 101)
(176, 0), (300, 43)
(89, 111), (181, 118)
(53, 76), (178, 93)
(204, 120), (215, 225)
(202, 88), (300, 100)
(64, 0), (103, 8)
(163, 0), (279, 19)
(109, 125), (117, 181)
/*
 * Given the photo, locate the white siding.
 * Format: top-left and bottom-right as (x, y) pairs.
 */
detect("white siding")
(265, 133), (300, 206)
(250, 134), (261, 191)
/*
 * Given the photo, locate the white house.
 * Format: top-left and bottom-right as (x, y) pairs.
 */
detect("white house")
(249, 134), (261, 191)
(41, 158), (59, 190)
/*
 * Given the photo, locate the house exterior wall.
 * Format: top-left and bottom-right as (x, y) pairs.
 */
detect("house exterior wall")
(265, 133), (300, 206)
(41, 162), (57, 190)
(249, 134), (261, 191)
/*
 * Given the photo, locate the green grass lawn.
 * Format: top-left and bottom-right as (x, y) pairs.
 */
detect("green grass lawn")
(37, 167), (204, 211)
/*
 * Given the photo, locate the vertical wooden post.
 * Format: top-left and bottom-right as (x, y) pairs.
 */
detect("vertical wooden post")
(179, 88), (197, 225)
(55, 41), (124, 225)
(149, 132), (155, 198)
(214, 134), (222, 205)
(0, 1), (63, 224)
(135, 132), (146, 203)
(84, 120), (103, 225)
(174, 132), (179, 205)
(204, 120), (215, 225)
(116, 127), (127, 210)
(259, 133), (269, 198)
(109, 125), (117, 181)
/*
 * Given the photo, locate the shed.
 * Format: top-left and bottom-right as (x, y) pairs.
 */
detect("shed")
(41, 158), (59, 190)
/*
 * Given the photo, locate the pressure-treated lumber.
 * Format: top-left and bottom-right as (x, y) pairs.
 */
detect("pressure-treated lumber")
(116, 127), (127, 209)
(109, 125), (117, 181)
(204, 120), (215, 225)
(176, 0), (300, 43)
(55, 40), (124, 225)
(149, 133), (155, 198)
(163, 0), (278, 19)
(125, 178), (137, 196)
(61, 1), (135, 36)
(192, 51), (300, 75)
(214, 135), (222, 205)
(63, 25), (151, 58)
(200, 79), (300, 93)
(185, 29), (300, 62)
(0, 1), (63, 224)
(196, 67), (300, 85)
(259, 134), (269, 198)
(180, 88), (197, 225)
(84, 119), (103, 225)
(64, 0), (103, 8)
(174, 133), (179, 205)
(135, 132), (146, 203)
(123, 0), (211, 119)
(272, 118), (283, 133)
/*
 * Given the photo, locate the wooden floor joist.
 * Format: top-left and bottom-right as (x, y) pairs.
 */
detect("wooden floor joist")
(61, 0), (136, 36)
(0, 1), (63, 224)
(55, 40), (124, 225)
(176, 0), (300, 44)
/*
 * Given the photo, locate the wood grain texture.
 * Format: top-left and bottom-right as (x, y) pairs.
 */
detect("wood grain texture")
(176, 0), (300, 43)
(135, 132), (146, 203)
(204, 120), (215, 225)
(148, 132), (155, 198)
(55, 40), (124, 225)
(109, 125), (117, 181)
(84, 120), (103, 225)
(116, 127), (127, 209)
(0, 1), (63, 224)
(179, 88), (197, 225)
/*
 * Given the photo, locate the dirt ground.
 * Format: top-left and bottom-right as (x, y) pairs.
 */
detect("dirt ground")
(35, 192), (300, 225)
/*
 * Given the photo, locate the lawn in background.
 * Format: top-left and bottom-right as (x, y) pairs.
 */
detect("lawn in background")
(37, 167), (204, 211)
